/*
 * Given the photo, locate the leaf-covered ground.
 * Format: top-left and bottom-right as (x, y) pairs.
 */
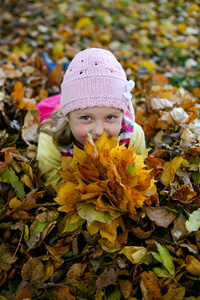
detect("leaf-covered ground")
(0, 0), (200, 299)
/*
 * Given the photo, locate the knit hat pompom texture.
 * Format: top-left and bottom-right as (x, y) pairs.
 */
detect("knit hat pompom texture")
(60, 48), (129, 116)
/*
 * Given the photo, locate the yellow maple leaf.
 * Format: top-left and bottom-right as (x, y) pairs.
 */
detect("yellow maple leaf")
(160, 156), (183, 186)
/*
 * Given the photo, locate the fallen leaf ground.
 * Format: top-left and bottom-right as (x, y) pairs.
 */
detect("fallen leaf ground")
(0, 0), (200, 299)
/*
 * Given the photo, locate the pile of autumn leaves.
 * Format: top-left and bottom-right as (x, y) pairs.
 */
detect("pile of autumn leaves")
(52, 85), (200, 298)
(1, 80), (200, 299)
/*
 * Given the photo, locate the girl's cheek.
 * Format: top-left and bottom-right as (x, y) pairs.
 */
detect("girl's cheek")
(77, 127), (88, 136)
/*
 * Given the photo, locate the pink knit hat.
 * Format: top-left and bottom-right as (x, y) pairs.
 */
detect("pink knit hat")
(60, 48), (135, 119)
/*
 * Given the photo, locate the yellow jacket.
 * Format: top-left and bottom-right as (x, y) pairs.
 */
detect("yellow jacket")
(37, 123), (146, 186)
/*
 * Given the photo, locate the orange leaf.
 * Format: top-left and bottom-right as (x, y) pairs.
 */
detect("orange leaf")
(193, 87), (200, 98)
(140, 271), (162, 300)
(11, 81), (36, 110)
(11, 81), (24, 104)
(151, 73), (168, 86)
(171, 183), (196, 203)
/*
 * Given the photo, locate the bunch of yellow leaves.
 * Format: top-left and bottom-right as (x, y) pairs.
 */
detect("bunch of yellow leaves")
(55, 133), (156, 249)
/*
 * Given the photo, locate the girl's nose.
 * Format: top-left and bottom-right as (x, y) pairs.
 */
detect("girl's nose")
(92, 123), (104, 136)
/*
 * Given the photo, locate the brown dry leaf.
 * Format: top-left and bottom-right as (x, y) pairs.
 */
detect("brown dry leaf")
(26, 231), (40, 249)
(171, 183), (196, 203)
(185, 255), (200, 275)
(132, 224), (155, 239)
(145, 155), (165, 179)
(171, 214), (188, 241)
(15, 285), (33, 300)
(195, 230), (200, 250)
(91, 247), (104, 259)
(48, 64), (64, 87)
(46, 241), (70, 259)
(179, 239), (198, 255)
(142, 207), (177, 228)
(0, 147), (29, 177)
(36, 209), (59, 223)
(156, 111), (175, 130)
(140, 271), (162, 300)
(0, 245), (18, 272)
(95, 266), (119, 291)
(82, 230), (100, 245)
(21, 110), (40, 144)
(1, 147), (29, 163)
(12, 210), (33, 221)
(54, 285), (75, 300)
(118, 279), (133, 299)
(65, 263), (87, 282)
(0, 161), (8, 174)
(7, 192), (36, 215)
(21, 257), (45, 281)
(142, 115), (160, 142)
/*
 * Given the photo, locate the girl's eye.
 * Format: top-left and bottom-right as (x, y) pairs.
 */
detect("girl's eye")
(82, 116), (91, 121)
(106, 115), (115, 120)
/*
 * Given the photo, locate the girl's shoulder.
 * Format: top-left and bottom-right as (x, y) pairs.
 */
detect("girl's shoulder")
(129, 123), (146, 153)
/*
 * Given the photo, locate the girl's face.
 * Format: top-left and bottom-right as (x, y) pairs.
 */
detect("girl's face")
(66, 106), (123, 145)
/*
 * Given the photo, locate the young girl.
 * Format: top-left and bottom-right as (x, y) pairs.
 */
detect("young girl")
(37, 48), (146, 186)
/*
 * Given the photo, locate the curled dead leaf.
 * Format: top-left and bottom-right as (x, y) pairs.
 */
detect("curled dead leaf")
(0, 245), (18, 272)
(171, 183), (196, 203)
(36, 209), (59, 223)
(185, 255), (200, 275)
(65, 263), (87, 282)
(54, 285), (75, 300)
(140, 271), (162, 300)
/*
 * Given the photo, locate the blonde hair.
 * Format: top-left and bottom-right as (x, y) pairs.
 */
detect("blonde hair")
(37, 109), (73, 149)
